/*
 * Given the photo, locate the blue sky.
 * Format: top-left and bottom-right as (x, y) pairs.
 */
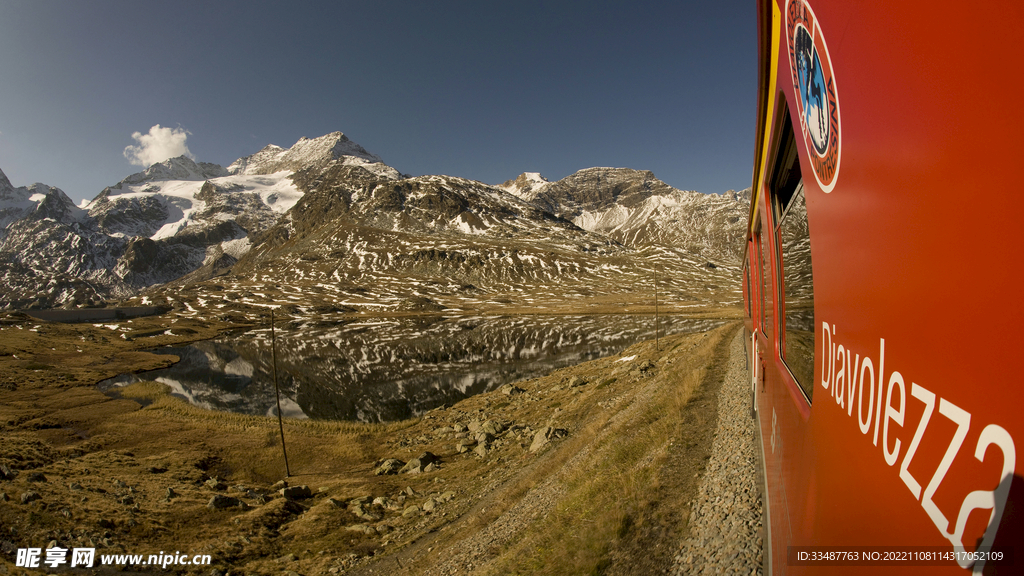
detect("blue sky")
(0, 1), (756, 205)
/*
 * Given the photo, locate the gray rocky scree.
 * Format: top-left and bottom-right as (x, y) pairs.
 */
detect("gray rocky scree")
(672, 334), (764, 576)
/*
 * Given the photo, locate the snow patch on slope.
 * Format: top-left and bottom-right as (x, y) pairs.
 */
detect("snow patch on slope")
(94, 171), (301, 241)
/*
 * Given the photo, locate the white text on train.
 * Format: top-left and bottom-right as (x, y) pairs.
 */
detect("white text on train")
(818, 322), (1015, 572)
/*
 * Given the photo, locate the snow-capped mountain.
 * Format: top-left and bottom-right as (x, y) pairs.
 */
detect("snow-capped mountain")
(227, 131), (401, 180)
(0, 171), (124, 308)
(0, 132), (400, 309)
(0, 130), (749, 312)
(144, 162), (747, 317)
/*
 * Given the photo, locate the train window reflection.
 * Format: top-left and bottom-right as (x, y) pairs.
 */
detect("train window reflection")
(758, 226), (771, 334)
(744, 263), (751, 316)
(778, 182), (815, 400)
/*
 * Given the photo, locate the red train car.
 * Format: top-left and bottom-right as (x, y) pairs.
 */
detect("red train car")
(743, 0), (1023, 573)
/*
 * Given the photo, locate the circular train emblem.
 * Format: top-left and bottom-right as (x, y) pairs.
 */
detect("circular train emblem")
(786, 0), (841, 192)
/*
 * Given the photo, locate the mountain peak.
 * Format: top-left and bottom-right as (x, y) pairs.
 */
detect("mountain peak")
(0, 167), (22, 204)
(297, 131), (383, 164)
(721, 188), (752, 202)
(0, 170), (77, 220)
(119, 155), (229, 186)
(227, 131), (398, 179)
(24, 182), (82, 222)
(499, 172), (550, 201)
(0, 168), (14, 197)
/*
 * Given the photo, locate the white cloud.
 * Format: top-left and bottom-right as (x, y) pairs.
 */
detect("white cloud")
(123, 124), (194, 167)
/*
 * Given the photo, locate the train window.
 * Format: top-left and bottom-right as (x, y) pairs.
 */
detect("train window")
(744, 260), (751, 317)
(772, 110), (816, 401)
(757, 225), (771, 335)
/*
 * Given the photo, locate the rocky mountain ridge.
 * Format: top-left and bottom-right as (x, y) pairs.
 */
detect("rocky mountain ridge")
(503, 167), (750, 259)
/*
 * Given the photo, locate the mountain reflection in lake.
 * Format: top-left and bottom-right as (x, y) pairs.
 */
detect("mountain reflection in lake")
(98, 315), (724, 422)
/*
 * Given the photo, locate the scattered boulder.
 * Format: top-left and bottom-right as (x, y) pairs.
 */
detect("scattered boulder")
(0, 492), (8, 502)
(399, 452), (439, 474)
(631, 360), (656, 377)
(348, 498), (382, 522)
(279, 485), (312, 500)
(0, 465), (17, 481)
(569, 376), (588, 388)
(20, 491), (41, 504)
(473, 444), (488, 458)
(452, 423), (467, 433)
(481, 420), (505, 435)
(346, 524), (376, 535)
(530, 426), (568, 453)
(69, 482), (83, 491)
(166, 488), (176, 499)
(402, 505), (420, 518)
(24, 471), (46, 482)
(422, 498), (437, 513)
(204, 478), (227, 491)
(500, 384), (525, 396)
(374, 459), (405, 476)
(350, 505), (382, 522)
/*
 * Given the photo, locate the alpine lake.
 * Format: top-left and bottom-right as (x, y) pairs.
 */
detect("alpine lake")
(99, 314), (725, 422)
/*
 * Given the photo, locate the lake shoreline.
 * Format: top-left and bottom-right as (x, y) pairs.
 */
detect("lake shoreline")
(95, 314), (730, 422)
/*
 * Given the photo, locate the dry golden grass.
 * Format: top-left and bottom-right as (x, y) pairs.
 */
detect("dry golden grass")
(480, 329), (732, 576)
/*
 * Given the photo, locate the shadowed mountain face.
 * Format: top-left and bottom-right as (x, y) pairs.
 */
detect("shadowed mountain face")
(0, 132), (748, 312)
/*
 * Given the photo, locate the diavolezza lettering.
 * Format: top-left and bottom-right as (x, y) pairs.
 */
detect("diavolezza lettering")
(819, 322), (1015, 573)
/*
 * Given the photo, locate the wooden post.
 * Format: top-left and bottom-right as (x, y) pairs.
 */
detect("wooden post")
(271, 308), (291, 478)
(654, 264), (660, 352)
